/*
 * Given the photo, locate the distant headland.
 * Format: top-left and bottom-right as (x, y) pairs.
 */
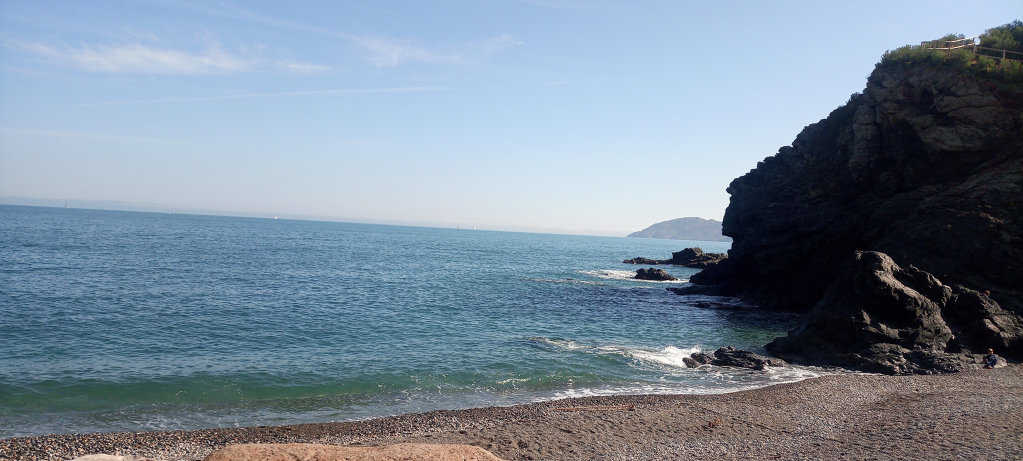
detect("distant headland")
(627, 217), (731, 242)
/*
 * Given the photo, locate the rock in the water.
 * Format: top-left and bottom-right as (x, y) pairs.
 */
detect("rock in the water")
(624, 248), (726, 268)
(670, 247), (727, 268)
(688, 352), (714, 365)
(203, 443), (506, 461)
(634, 268), (677, 281)
(710, 346), (787, 370)
(622, 257), (669, 265)
(680, 348), (784, 370)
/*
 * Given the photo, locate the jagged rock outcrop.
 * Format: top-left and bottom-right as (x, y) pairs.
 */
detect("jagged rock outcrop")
(623, 248), (726, 268)
(683, 347), (786, 370)
(670, 248), (726, 268)
(634, 268), (677, 281)
(622, 257), (668, 265)
(685, 61), (1023, 373)
(766, 251), (1022, 373)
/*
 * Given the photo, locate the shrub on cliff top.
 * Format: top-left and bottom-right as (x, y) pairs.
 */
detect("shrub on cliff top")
(877, 20), (1023, 81)
(980, 19), (1023, 53)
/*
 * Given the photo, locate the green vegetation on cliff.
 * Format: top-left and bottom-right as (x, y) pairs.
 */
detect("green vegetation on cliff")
(878, 20), (1023, 80)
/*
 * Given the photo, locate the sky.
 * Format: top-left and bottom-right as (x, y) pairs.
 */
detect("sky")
(0, 1), (1018, 235)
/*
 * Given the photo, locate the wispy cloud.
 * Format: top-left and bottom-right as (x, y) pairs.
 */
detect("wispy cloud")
(14, 41), (252, 74)
(354, 34), (523, 67)
(507, 0), (599, 9)
(159, 2), (523, 69)
(354, 36), (459, 67)
(0, 127), (185, 145)
(82, 87), (451, 106)
(468, 34), (524, 57)
(275, 60), (331, 74)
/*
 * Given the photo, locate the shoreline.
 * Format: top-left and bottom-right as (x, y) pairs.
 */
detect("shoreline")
(3, 365), (1021, 460)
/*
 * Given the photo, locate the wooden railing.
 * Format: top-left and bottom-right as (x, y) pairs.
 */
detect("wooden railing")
(920, 36), (1023, 62)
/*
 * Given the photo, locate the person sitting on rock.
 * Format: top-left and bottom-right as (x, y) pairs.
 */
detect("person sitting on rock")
(984, 348), (999, 369)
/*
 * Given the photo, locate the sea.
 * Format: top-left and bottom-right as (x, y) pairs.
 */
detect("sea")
(0, 205), (820, 439)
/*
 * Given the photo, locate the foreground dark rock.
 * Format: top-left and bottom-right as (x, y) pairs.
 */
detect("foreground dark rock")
(634, 268), (677, 281)
(766, 251), (1022, 374)
(685, 59), (1023, 373)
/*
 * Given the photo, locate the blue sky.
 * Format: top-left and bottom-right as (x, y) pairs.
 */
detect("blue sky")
(0, 1), (1018, 235)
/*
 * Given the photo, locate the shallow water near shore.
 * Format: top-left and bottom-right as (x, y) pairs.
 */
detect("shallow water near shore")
(0, 205), (816, 438)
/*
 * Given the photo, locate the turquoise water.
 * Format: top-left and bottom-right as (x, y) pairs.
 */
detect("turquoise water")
(0, 205), (810, 438)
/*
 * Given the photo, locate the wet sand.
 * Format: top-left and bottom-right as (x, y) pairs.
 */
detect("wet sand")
(3, 365), (1021, 460)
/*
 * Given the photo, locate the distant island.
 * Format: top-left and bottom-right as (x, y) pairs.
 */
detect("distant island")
(627, 217), (731, 242)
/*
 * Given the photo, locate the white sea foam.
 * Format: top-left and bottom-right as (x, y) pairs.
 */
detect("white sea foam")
(533, 336), (701, 371)
(528, 277), (605, 286)
(624, 345), (703, 369)
(496, 377), (531, 385)
(529, 336), (587, 351)
(578, 269), (688, 283)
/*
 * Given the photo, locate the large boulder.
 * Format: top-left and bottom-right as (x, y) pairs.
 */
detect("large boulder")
(766, 251), (1023, 374)
(634, 268), (677, 281)
(711, 346), (787, 370)
(670, 248), (727, 268)
(681, 347), (786, 370)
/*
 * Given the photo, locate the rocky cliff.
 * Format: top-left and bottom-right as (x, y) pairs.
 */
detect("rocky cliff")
(688, 61), (1023, 373)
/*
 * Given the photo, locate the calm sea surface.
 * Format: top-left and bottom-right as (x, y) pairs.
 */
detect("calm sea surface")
(0, 205), (814, 438)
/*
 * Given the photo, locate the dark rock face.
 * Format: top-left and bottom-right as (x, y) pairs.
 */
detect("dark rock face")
(766, 251), (1022, 374)
(670, 248), (726, 268)
(634, 268), (677, 281)
(711, 346), (787, 370)
(622, 257), (669, 265)
(689, 63), (1023, 373)
(623, 247), (726, 268)
(682, 347), (786, 370)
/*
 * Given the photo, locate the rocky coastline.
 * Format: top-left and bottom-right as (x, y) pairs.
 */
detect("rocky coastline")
(676, 59), (1023, 373)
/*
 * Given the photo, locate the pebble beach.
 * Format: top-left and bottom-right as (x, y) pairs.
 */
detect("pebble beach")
(3, 364), (1020, 460)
